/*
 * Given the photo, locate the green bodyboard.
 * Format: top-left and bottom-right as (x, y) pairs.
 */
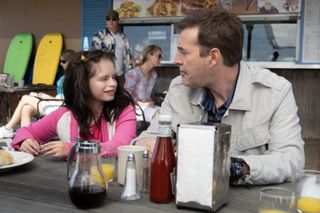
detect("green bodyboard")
(3, 33), (33, 83)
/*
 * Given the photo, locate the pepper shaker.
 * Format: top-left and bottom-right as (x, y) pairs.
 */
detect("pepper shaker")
(141, 149), (150, 193)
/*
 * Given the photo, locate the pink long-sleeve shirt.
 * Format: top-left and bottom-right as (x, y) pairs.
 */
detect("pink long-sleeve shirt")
(12, 105), (136, 156)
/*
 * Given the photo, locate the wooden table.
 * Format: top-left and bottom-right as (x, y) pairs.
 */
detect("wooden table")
(0, 156), (296, 213)
(0, 85), (55, 122)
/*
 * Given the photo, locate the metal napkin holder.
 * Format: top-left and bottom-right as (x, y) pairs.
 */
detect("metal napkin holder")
(175, 123), (231, 212)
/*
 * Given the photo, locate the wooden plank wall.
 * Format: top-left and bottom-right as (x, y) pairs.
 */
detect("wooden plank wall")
(272, 69), (320, 140)
(154, 66), (320, 140)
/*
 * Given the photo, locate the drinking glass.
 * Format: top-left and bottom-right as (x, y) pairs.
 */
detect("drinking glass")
(296, 170), (320, 213)
(101, 146), (117, 183)
(0, 74), (7, 86)
(6, 74), (14, 88)
(259, 187), (296, 213)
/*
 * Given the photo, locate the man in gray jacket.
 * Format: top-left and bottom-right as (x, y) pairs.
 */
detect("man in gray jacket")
(137, 8), (304, 185)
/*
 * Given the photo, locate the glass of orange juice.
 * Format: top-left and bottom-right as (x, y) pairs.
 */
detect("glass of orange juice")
(297, 170), (320, 213)
(101, 146), (117, 183)
(258, 187), (296, 213)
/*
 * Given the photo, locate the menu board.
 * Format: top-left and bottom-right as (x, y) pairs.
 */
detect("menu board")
(257, 0), (301, 14)
(146, 0), (181, 16)
(113, 0), (182, 17)
(180, 0), (258, 15)
(113, 0), (301, 18)
(113, 0), (144, 18)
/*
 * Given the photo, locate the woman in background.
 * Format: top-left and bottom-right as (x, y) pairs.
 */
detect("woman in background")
(124, 45), (162, 107)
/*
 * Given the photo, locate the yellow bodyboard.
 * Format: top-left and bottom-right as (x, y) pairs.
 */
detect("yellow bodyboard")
(32, 33), (63, 85)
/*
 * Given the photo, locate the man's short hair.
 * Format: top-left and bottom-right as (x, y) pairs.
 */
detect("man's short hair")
(176, 8), (243, 66)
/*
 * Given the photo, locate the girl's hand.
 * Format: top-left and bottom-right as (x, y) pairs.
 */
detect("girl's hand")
(41, 141), (67, 158)
(20, 138), (41, 156)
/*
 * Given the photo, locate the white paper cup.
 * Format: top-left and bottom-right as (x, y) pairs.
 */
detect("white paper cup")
(117, 145), (145, 186)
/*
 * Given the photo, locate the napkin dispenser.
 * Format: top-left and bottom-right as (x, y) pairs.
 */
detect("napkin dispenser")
(176, 123), (231, 212)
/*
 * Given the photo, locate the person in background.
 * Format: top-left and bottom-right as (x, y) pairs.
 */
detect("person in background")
(136, 8), (304, 185)
(11, 50), (136, 158)
(0, 49), (76, 139)
(124, 45), (162, 107)
(92, 9), (135, 85)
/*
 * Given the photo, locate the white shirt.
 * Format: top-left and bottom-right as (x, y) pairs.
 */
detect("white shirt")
(112, 31), (125, 76)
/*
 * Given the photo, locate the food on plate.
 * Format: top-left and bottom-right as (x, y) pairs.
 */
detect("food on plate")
(147, 0), (180, 16)
(0, 150), (14, 166)
(181, 0), (219, 14)
(117, 1), (142, 18)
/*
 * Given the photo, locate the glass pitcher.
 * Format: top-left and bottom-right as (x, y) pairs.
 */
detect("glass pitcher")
(67, 140), (107, 209)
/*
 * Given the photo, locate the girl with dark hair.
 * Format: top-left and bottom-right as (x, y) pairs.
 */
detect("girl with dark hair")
(11, 50), (136, 158)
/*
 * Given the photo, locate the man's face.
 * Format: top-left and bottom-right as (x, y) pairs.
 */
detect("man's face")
(174, 27), (211, 88)
(106, 16), (119, 32)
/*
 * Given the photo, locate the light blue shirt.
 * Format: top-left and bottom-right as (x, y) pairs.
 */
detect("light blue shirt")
(56, 75), (64, 98)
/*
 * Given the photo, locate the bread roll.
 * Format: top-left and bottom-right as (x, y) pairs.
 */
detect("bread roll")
(0, 150), (14, 166)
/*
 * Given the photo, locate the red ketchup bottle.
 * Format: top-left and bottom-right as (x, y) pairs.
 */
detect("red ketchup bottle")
(149, 114), (175, 203)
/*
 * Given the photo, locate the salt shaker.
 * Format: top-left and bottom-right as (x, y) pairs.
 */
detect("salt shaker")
(141, 149), (150, 193)
(121, 153), (141, 200)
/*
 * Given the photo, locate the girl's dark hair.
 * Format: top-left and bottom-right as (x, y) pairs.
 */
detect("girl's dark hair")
(63, 49), (135, 138)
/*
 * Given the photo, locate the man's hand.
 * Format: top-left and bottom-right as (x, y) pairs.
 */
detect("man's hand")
(40, 141), (67, 158)
(20, 138), (41, 156)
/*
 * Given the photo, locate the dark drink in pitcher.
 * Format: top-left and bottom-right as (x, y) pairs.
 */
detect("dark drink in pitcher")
(67, 140), (108, 209)
(69, 186), (106, 209)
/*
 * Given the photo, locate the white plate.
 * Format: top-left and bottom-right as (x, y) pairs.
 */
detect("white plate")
(0, 151), (34, 171)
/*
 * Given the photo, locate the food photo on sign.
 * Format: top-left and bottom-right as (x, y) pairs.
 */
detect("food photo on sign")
(181, 0), (219, 14)
(114, 0), (143, 18)
(146, 0), (181, 16)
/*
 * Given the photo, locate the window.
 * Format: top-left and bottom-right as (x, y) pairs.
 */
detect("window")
(123, 24), (172, 62)
(123, 23), (298, 63)
(243, 23), (297, 62)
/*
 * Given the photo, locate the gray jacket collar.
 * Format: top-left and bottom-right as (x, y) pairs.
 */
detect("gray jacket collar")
(229, 61), (252, 111)
(190, 87), (205, 108)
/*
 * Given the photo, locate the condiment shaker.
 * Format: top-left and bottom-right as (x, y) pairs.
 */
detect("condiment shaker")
(121, 152), (141, 200)
(141, 149), (150, 193)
